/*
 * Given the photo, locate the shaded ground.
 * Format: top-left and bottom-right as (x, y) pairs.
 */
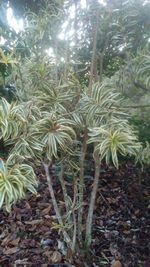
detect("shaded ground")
(0, 161), (150, 267)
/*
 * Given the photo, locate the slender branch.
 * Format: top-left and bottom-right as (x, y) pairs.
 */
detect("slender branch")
(99, 53), (103, 83)
(121, 104), (150, 109)
(59, 160), (69, 213)
(72, 211), (77, 252)
(88, 10), (99, 92)
(17, 65), (25, 98)
(72, 178), (78, 252)
(78, 129), (88, 241)
(55, 38), (58, 85)
(74, 0), (78, 74)
(85, 150), (100, 247)
(64, 18), (70, 81)
(43, 162), (72, 246)
(85, 6), (103, 247)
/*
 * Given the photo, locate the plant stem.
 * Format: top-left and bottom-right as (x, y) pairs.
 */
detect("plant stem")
(85, 5), (100, 248)
(74, 0), (78, 74)
(43, 162), (72, 247)
(55, 38), (58, 85)
(64, 18), (70, 81)
(78, 129), (88, 241)
(72, 211), (77, 252)
(72, 178), (78, 252)
(88, 10), (99, 91)
(59, 160), (69, 213)
(99, 53), (103, 83)
(85, 150), (100, 247)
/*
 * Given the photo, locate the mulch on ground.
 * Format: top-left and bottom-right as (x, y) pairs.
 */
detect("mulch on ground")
(0, 161), (150, 267)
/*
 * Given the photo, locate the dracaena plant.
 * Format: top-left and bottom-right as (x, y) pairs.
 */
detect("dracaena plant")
(0, 41), (142, 262)
(73, 82), (141, 247)
(85, 118), (141, 246)
(0, 82), (141, 257)
(33, 113), (76, 160)
(32, 113), (77, 249)
(0, 157), (37, 212)
(1, 0), (150, 264)
(0, 98), (41, 212)
(88, 119), (141, 168)
(0, 97), (26, 140)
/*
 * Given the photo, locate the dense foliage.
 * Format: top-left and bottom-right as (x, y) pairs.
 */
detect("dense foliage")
(0, 0), (150, 263)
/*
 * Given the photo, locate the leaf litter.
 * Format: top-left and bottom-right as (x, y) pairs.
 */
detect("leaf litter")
(0, 161), (150, 266)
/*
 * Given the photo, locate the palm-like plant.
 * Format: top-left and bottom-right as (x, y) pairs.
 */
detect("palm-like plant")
(1, 0), (148, 257)
(0, 75), (141, 254)
(0, 98), (41, 211)
(10, 136), (43, 160)
(33, 114), (76, 160)
(80, 82), (121, 115)
(23, 113), (76, 248)
(0, 158), (37, 211)
(64, 81), (141, 246)
(136, 141), (150, 166)
(0, 97), (26, 140)
(0, 48), (18, 66)
(88, 119), (141, 168)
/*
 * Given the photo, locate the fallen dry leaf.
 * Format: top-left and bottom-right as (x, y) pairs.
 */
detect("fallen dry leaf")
(51, 251), (62, 263)
(25, 201), (31, 209)
(24, 219), (43, 225)
(1, 234), (12, 246)
(42, 204), (52, 215)
(43, 214), (51, 219)
(9, 237), (20, 246)
(111, 260), (122, 267)
(3, 247), (20, 255)
(20, 238), (36, 248)
(43, 249), (53, 259)
(0, 229), (8, 239)
(0, 161), (149, 265)
(14, 258), (29, 265)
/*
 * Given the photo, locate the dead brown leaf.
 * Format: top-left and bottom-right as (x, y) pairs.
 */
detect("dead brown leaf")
(24, 219), (43, 225)
(123, 230), (130, 235)
(43, 214), (51, 219)
(51, 251), (62, 263)
(42, 204), (52, 215)
(14, 258), (29, 265)
(3, 247), (20, 255)
(25, 201), (31, 209)
(1, 234), (12, 246)
(0, 229), (8, 239)
(9, 237), (20, 246)
(43, 249), (53, 259)
(111, 260), (122, 267)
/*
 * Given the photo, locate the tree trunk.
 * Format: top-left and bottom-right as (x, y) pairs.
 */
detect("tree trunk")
(78, 129), (88, 242)
(88, 10), (99, 91)
(74, 0), (78, 74)
(85, 7), (100, 248)
(85, 150), (100, 247)
(55, 38), (58, 85)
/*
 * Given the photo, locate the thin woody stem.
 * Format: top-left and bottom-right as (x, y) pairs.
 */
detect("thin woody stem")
(72, 178), (78, 252)
(85, 150), (100, 247)
(59, 160), (69, 213)
(43, 162), (72, 247)
(78, 129), (88, 241)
